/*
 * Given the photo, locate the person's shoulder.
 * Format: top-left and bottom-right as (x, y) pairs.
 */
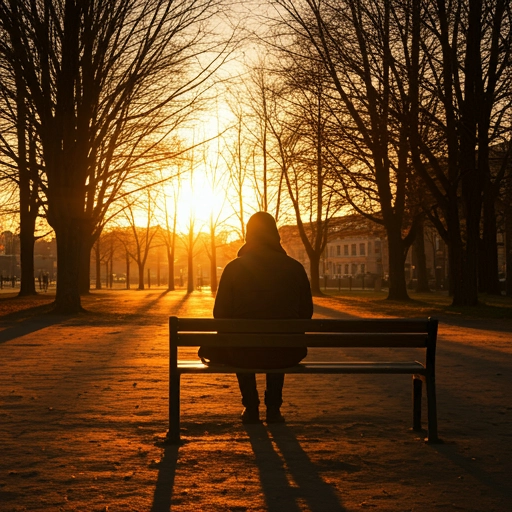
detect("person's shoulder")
(221, 257), (244, 274)
(283, 254), (307, 271)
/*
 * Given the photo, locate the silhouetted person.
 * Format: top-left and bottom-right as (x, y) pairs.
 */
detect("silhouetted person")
(199, 211), (313, 424)
(42, 272), (49, 292)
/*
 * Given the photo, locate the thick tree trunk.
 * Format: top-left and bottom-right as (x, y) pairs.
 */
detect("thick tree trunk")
(78, 235), (94, 294)
(386, 228), (409, 301)
(479, 199), (501, 294)
(53, 222), (84, 313)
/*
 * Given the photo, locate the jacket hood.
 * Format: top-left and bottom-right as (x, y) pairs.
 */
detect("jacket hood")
(237, 211), (286, 256)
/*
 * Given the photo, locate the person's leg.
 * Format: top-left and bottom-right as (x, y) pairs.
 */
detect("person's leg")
(265, 373), (285, 423)
(236, 373), (261, 423)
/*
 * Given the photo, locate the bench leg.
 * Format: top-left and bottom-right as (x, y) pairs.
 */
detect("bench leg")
(166, 373), (181, 444)
(412, 375), (422, 431)
(425, 373), (440, 444)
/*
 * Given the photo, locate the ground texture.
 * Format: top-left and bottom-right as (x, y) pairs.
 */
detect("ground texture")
(0, 289), (511, 511)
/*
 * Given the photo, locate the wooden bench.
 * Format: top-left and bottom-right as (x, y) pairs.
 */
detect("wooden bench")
(167, 316), (439, 444)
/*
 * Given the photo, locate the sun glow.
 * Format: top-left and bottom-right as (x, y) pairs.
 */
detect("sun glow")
(171, 170), (227, 233)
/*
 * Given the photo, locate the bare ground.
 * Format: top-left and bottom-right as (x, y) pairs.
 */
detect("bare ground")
(0, 289), (511, 511)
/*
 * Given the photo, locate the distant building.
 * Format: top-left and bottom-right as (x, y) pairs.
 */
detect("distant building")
(279, 214), (450, 289)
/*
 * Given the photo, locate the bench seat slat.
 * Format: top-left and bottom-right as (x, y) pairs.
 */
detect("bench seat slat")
(175, 318), (430, 333)
(176, 332), (429, 348)
(177, 360), (426, 374)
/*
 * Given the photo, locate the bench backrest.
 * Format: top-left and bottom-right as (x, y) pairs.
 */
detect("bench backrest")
(169, 317), (438, 349)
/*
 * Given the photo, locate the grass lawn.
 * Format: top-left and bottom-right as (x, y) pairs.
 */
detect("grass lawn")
(322, 289), (512, 320)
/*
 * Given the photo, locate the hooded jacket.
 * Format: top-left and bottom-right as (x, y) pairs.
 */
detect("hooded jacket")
(199, 212), (313, 368)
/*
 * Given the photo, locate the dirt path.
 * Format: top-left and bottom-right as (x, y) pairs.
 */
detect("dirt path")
(1, 289), (511, 511)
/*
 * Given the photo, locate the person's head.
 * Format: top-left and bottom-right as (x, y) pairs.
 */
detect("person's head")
(238, 211), (285, 254)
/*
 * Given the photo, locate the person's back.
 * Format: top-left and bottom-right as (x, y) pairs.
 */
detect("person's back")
(214, 245), (312, 320)
(201, 211), (313, 423)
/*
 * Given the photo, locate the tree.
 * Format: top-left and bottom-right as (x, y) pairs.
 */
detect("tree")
(123, 192), (160, 290)
(408, 0), (512, 305)
(0, 27), (43, 296)
(270, 0), (421, 300)
(0, 0), (231, 312)
(268, 59), (338, 294)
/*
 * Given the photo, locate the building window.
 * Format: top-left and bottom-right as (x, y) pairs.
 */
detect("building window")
(344, 264), (349, 274)
(359, 243), (365, 255)
(361, 264), (365, 274)
(336, 245), (341, 256)
(329, 246), (334, 257)
(375, 241), (381, 254)
(351, 263), (358, 275)
(351, 244), (357, 256)
(344, 245), (349, 256)
(337, 264), (341, 274)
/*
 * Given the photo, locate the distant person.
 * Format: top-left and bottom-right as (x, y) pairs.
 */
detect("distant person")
(42, 272), (49, 292)
(199, 212), (313, 424)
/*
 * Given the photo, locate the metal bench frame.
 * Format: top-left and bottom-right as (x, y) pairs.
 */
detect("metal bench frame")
(167, 316), (439, 444)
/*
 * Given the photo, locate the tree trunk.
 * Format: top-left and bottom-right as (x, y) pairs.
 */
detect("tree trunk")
(187, 226), (194, 294)
(505, 175), (512, 297)
(187, 247), (194, 294)
(126, 252), (131, 290)
(210, 222), (218, 294)
(18, 209), (37, 296)
(166, 247), (174, 291)
(386, 228), (409, 301)
(53, 222), (84, 313)
(309, 253), (322, 296)
(479, 198), (501, 294)
(95, 242), (101, 289)
(137, 261), (145, 290)
(414, 218), (430, 293)
(15, 62), (37, 297)
(78, 235), (94, 294)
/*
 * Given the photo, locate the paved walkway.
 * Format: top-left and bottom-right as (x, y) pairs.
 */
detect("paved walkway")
(1, 289), (511, 511)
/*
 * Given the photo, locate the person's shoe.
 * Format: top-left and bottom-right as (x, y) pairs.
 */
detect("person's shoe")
(266, 408), (285, 424)
(241, 407), (261, 424)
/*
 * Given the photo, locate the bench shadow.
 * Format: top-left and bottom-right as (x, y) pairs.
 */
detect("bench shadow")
(245, 423), (346, 512)
(150, 444), (179, 512)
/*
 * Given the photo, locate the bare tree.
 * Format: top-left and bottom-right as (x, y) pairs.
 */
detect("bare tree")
(0, 0), (232, 312)
(408, 0), (512, 305)
(119, 192), (160, 290)
(269, 0), (422, 300)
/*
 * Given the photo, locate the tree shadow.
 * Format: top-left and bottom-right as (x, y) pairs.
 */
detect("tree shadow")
(0, 304), (65, 345)
(245, 423), (347, 512)
(68, 289), (174, 326)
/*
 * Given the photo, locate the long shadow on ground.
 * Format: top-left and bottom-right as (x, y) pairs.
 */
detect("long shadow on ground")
(246, 423), (346, 511)
(151, 444), (180, 512)
(0, 302), (63, 344)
